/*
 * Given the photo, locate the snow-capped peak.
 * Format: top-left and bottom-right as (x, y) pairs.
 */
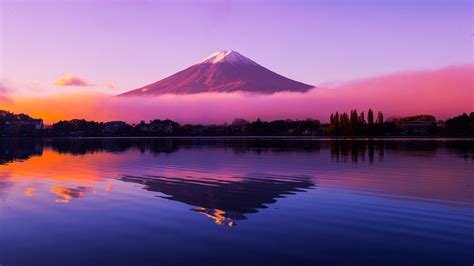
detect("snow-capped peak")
(199, 50), (257, 65)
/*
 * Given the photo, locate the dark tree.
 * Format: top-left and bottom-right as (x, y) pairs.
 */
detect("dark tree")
(341, 112), (351, 135)
(377, 112), (384, 125)
(350, 109), (359, 134)
(444, 112), (474, 136)
(368, 109), (374, 126)
(359, 111), (366, 125)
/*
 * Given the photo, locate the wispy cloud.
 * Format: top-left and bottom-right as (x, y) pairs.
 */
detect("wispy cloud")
(0, 80), (12, 103)
(54, 74), (92, 87)
(0, 84), (8, 94)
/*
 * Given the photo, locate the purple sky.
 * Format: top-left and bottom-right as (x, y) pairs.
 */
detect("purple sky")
(0, 0), (472, 95)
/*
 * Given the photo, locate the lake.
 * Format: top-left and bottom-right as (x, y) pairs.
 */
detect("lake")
(0, 138), (472, 266)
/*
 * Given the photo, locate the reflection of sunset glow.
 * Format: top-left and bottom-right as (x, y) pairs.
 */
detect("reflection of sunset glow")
(0, 148), (127, 185)
(52, 186), (75, 203)
(24, 187), (35, 197)
(1, 141), (472, 211)
(105, 184), (113, 191)
(51, 185), (95, 203)
(194, 207), (236, 227)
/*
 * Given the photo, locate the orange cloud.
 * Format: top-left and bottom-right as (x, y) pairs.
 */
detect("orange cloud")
(54, 74), (92, 87)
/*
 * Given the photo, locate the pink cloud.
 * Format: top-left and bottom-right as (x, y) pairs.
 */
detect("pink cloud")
(0, 95), (11, 103)
(54, 74), (92, 87)
(3, 65), (472, 124)
(105, 83), (117, 91)
(0, 81), (13, 103)
(320, 64), (474, 120)
(0, 81), (11, 93)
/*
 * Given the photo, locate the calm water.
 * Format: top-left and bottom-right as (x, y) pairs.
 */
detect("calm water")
(0, 138), (472, 266)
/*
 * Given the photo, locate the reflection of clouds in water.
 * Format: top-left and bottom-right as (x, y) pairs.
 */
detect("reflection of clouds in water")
(0, 182), (12, 200)
(52, 186), (95, 203)
(105, 184), (113, 191)
(193, 208), (237, 227)
(24, 187), (35, 197)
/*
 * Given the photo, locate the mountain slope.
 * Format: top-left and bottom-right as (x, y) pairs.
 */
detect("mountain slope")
(120, 50), (313, 96)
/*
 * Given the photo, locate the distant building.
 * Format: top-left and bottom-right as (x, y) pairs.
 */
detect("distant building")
(139, 120), (150, 132)
(401, 121), (435, 135)
(2, 119), (44, 136)
(0, 110), (44, 136)
(190, 125), (205, 135)
(104, 121), (127, 134)
(149, 120), (175, 134)
(139, 119), (178, 134)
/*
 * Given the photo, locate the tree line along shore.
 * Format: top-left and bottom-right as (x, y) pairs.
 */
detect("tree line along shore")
(0, 109), (472, 137)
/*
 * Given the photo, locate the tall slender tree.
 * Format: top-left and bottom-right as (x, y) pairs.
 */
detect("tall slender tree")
(359, 111), (366, 125)
(341, 112), (350, 135)
(334, 112), (340, 133)
(377, 111), (384, 125)
(350, 109), (359, 134)
(368, 109), (374, 126)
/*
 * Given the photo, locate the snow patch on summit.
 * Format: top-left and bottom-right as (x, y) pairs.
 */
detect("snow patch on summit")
(199, 50), (257, 65)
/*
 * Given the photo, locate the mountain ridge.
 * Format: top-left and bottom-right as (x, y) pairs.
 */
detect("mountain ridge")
(120, 50), (313, 96)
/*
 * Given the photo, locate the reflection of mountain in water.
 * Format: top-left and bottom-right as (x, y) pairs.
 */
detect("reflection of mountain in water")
(120, 174), (314, 226)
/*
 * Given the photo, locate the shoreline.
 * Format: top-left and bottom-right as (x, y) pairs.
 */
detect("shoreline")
(2, 136), (474, 141)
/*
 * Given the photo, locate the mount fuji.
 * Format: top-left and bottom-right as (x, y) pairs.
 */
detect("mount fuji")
(120, 50), (313, 96)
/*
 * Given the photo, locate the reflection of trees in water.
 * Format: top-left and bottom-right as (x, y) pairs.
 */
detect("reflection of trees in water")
(184, 138), (323, 154)
(48, 138), (181, 155)
(330, 140), (386, 163)
(0, 138), (472, 164)
(120, 174), (314, 226)
(0, 138), (322, 163)
(0, 139), (42, 199)
(0, 139), (43, 165)
(47, 138), (324, 156)
(329, 139), (473, 163)
(445, 140), (474, 160)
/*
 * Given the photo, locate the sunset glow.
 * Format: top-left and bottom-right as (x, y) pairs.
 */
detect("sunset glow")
(2, 65), (471, 124)
(0, 0), (474, 266)
(0, 0), (471, 124)
(1, 1), (472, 265)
